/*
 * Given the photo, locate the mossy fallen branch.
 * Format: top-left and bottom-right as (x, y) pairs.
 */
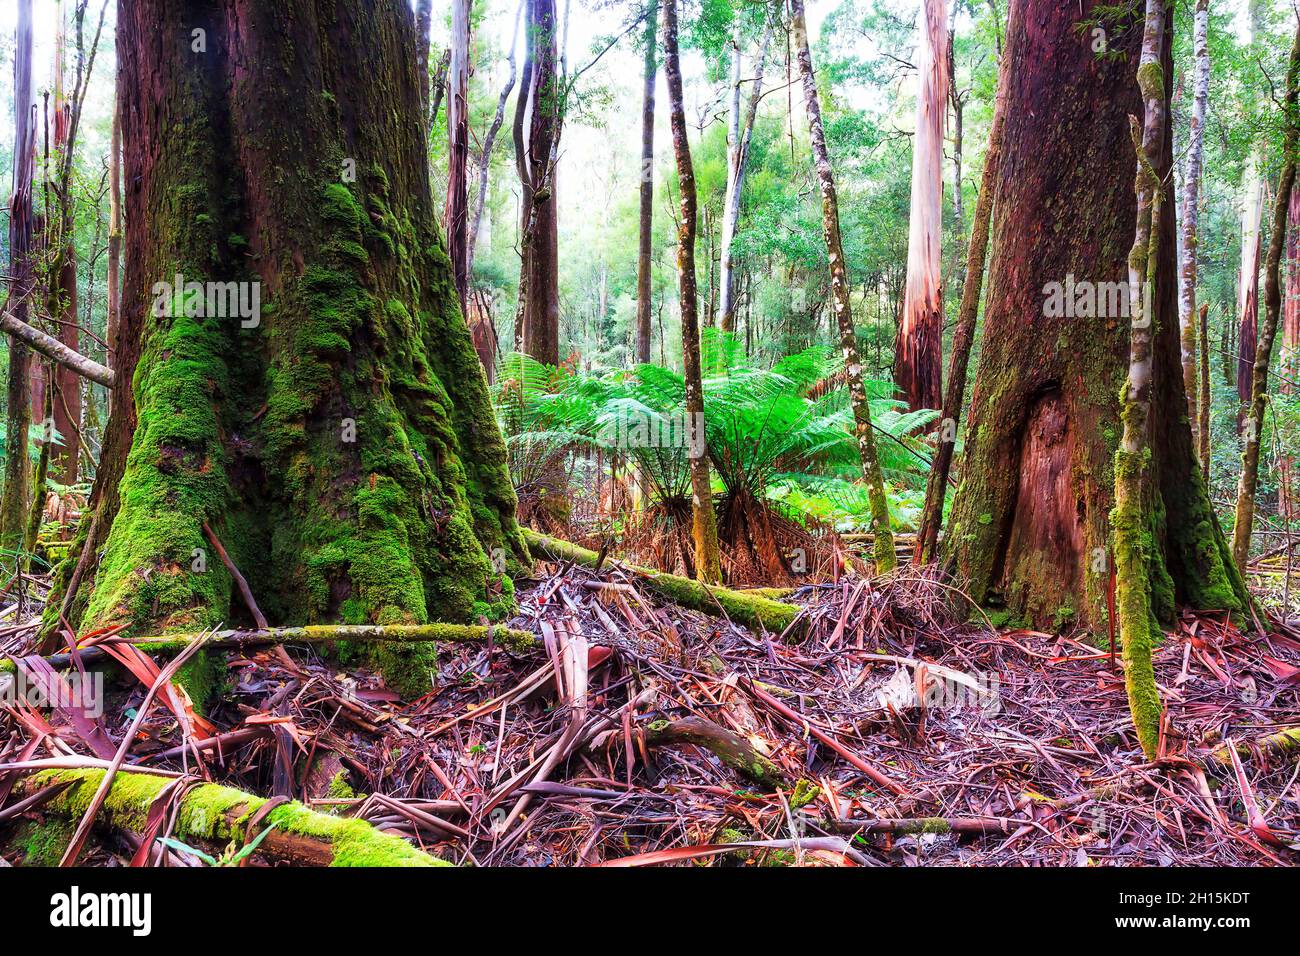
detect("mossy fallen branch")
(0, 623), (535, 674)
(15, 768), (446, 867)
(1208, 727), (1300, 768)
(643, 716), (785, 788)
(523, 530), (802, 636)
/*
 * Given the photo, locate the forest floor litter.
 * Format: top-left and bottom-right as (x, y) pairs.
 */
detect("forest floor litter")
(1, 551), (1298, 867)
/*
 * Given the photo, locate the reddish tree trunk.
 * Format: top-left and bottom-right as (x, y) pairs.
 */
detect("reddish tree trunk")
(945, 0), (1247, 631)
(444, 0), (471, 308)
(634, 0), (657, 364)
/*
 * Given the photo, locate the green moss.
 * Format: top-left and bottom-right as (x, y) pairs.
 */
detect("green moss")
(21, 769), (444, 867)
(1111, 446), (1163, 759)
(326, 771), (356, 801)
(173, 650), (224, 715)
(14, 818), (74, 866)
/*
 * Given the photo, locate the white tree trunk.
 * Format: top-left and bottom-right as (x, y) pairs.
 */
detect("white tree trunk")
(895, 0), (948, 412)
(1179, 0), (1209, 435)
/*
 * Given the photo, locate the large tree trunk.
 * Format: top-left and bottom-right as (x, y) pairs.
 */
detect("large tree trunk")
(107, 102), (122, 365)
(792, 0), (895, 575)
(944, 0), (1248, 633)
(663, 0), (722, 585)
(50, 0), (527, 700)
(0, 0), (35, 552)
(1232, 24), (1300, 569)
(1179, 0), (1209, 450)
(718, 18), (771, 334)
(894, 0), (948, 413)
(634, 0), (657, 364)
(445, 0), (472, 309)
(514, 0), (561, 365)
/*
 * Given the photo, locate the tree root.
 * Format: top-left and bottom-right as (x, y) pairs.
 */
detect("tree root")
(13, 768), (446, 867)
(523, 530), (803, 636)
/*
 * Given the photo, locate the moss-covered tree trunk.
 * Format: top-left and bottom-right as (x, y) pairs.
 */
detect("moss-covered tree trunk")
(944, 0), (1248, 633)
(1281, 191), (1300, 519)
(51, 0), (526, 698)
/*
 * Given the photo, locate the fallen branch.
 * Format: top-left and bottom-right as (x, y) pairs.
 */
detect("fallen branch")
(825, 815), (1018, 836)
(642, 715), (785, 788)
(15, 768), (445, 866)
(523, 530), (802, 636)
(1, 308), (115, 388)
(1, 622), (535, 673)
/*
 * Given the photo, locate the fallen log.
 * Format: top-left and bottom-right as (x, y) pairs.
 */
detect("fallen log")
(14, 768), (446, 867)
(0, 623), (535, 674)
(523, 530), (803, 636)
(0, 308), (116, 388)
(642, 716), (785, 788)
(825, 815), (1019, 836)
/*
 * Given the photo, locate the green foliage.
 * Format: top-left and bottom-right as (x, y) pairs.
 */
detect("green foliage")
(491, 331), (935, 531)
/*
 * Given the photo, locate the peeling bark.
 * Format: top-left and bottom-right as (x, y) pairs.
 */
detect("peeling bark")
(894, 0), (948, 414)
